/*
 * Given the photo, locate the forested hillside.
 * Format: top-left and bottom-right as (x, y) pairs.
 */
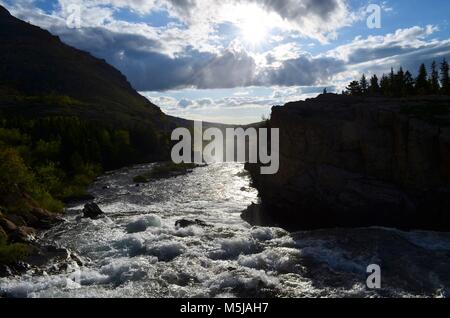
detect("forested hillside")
(0, 6), (172, 264)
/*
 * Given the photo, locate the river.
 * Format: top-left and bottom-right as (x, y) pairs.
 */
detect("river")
(1, 163), (450, 298)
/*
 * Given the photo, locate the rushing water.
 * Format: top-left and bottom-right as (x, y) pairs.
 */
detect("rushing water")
(1, 163), (450, 298)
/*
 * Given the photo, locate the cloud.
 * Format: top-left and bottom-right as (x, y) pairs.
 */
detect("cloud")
(37, 0), (355, 45)
(258, 54), (345, 87)
(164, 0), (354, 43)
(141, 86), (324, 124)
(326, 25), (450, 77)
(178, 98), (193, 108)
(2, 0), (450, 93)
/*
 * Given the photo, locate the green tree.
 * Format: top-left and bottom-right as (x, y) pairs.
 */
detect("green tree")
(369, 74), (380, 95)
(380, 74), (390, 96)
(415, 63), (429, 95)
(0, 147), (34, 195)
(395, 67), (405, 96)
(388, 68), (396, 96)
(346, 81), (362, 96)
(404, 71), (415, 96)
(441, 58), (450, 95)
(429, 61), (440, 94)
(360, 74), (369, 94)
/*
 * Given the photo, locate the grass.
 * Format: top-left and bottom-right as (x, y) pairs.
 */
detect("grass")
(0, 237), (32, 265)
(133, 162), (199, 183)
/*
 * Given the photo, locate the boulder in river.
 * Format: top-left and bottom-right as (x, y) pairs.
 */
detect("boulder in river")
(10, 226), (36, 243)
(175, 219), (209, 228)
(82, 203), (104, 219)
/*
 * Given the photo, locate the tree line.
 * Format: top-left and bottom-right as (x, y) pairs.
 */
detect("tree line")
(344, 58), (450, 97)
(0, 116), (170, 214)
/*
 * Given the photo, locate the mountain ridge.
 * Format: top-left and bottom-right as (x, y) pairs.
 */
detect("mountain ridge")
(0, 5), (165, 127)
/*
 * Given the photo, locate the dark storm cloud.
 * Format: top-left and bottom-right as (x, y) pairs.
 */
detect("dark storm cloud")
(166, 0), (345, 24)
(259, 55), (344, 87)
(56, 28), (342, 91)
(49, 24), (341, 90)
(45, 23), (450, 91)
(254, 0), (340, 21)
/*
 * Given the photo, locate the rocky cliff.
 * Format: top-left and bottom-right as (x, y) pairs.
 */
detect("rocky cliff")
(245, 94), (450, 231)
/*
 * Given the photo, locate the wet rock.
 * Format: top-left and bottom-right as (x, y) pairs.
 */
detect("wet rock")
(70, 252), (84, 266)
(10, 226), (36, 243)
(28, 208), (63, 229)
(0, 217), (17, 233)
(0, 264), (13, 278)
(26, 245), (70, 268)
(175, 219), (209, 228)
(82, 203), (104, 219)
(6, 214), (27, 227)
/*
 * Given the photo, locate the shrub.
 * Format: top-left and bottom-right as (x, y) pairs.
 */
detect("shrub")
(133, 175), (149, 183)
(0, 237), (31, 265)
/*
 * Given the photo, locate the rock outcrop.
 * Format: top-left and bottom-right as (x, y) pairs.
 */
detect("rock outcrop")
(82, 203), (104, 219)
(246, 94), (450, 231)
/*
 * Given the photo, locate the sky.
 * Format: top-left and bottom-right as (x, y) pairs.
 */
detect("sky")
(2, 0), (450, 124)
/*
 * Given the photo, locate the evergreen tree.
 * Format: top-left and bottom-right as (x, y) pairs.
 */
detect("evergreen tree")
(360, 74), (368, 94)
(441, 58), (450, 95)
(395, 67), (405, 96)
(404, 71), (415, 96)
(429, 61), (440, 94)
(389, 68), (395, 95)
(415, 63), (429, 95)
(369, 74), (380, 95)
(380, 74), (390, 96)
(346, 81), (362, 96)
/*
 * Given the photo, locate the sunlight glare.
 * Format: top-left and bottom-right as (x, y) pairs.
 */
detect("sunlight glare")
(241, 14), (268, 45)
(221, 3), (273, 46)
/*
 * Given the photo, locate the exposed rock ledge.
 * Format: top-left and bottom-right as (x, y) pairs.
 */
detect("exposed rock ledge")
(246, 94), (450, 231)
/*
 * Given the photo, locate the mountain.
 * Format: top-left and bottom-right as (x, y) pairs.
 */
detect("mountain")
(245, 93), (450, 231)
(0, 5), (179, 261)
(0, 5), (165, 127)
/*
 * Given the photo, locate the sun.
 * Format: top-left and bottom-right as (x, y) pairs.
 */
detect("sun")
(220, 3), (275, 47)
(240, 15), (268, 45)
(220, 3), (270, 46)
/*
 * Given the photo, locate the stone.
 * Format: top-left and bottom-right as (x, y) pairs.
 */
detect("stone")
(246, 94), (450, 231)
(29, 208), (62, 229)
(6, 214), (27, 227)
(10, 226), (36, 243)
(175, 219), (209, 228)
(0, 217), (17, 233)
(82, 203), (104, 219)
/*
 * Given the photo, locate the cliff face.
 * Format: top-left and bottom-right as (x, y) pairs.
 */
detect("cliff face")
(246, 94), (450, 231)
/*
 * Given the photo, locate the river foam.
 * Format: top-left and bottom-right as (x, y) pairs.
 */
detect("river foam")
(1, 163), (450, 298)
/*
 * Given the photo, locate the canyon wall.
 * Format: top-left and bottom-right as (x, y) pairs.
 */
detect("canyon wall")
(246, 94), (450, 230)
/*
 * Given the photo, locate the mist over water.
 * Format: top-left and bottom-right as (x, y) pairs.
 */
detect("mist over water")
(1, 163), (450, 298)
